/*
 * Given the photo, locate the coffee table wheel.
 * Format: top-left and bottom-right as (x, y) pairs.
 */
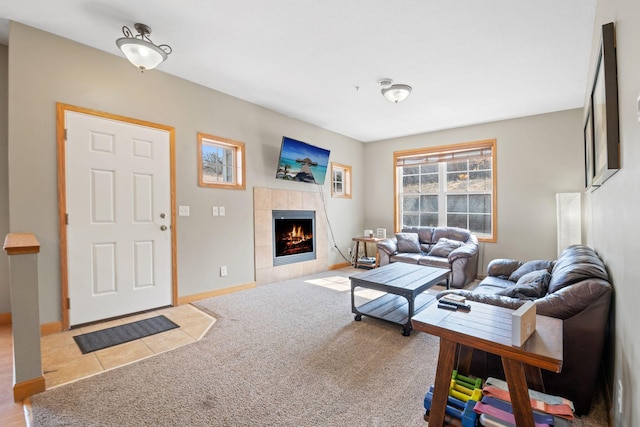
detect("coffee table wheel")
(402, 326), (412, 336)
(354, 314), (362, 321)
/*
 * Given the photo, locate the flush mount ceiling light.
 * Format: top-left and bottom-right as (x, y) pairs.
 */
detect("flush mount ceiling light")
(379, 79), (412, 104)
(116, 23), (172, 72)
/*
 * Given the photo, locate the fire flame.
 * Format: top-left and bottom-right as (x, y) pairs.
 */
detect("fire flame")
(287, 225), (310, 243)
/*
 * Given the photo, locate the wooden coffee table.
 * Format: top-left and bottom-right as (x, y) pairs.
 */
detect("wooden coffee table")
(412, 301), (563, 427)
(349, 263), (450, 336)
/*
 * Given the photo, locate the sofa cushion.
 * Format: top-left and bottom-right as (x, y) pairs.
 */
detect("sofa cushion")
(395, 233), (421, 253)
(433, 227), (471, 243)
(474, 276), (514, 294)
(390, 253), (422, 264)
(420, 243), (432, 253)
(417, 256), (451, 270)
(548, 246), (610, 293)
(497, 269), (551, 299)
(487, 259), (522, 279)
(429, 238), (464, 257)
(401, 227), (435, 244)
(508, 260), (553, 282)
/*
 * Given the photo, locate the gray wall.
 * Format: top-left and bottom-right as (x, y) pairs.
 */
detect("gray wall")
(587, 0), (640, 425)
(364, 109), (584, 274)
(0, 44), (9, 314)
(6, 23), (364, 323)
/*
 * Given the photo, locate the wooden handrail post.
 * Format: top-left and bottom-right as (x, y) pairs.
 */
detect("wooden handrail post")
(3, 233), (46, 401)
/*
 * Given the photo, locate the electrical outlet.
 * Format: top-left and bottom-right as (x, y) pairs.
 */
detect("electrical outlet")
(618, 379), (623, 413)
(220, 266), (227, 277)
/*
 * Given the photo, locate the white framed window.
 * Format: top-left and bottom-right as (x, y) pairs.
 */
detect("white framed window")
(197, 133), (245, 190)
(394, 139), (496, 242)
(331, 162), (352, 198)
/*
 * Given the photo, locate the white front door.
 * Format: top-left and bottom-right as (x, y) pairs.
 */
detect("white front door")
(65, 111), (172, 326)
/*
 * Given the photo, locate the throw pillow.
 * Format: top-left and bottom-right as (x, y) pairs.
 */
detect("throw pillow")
(497, 269), (551, 299)
(429, 238), (464, 257)
(508, 260), (553, 282)
(395, 233), (421, 253)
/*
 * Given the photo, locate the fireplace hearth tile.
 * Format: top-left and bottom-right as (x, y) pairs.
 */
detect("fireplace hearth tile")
(253, 187), (328, 286)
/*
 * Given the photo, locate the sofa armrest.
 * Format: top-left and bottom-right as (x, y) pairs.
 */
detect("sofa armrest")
(486, 259), (522, 278)
(535, 278), (612, 320)
(448, 243), (478, 263)
(376, 238), (398, 256)
(437, 290), (528, 311)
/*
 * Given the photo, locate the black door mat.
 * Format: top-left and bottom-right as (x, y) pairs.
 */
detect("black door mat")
(73, 315), (179, 354)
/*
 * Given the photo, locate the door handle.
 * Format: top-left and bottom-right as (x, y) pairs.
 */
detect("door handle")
(160, 225), (168, 231)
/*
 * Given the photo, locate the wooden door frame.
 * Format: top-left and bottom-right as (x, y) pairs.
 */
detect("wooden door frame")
(56, 103), (178, 330)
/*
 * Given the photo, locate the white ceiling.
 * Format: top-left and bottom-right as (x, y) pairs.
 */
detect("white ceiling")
(0, 1), (596, 142)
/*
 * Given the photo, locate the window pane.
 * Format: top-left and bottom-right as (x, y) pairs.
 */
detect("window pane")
(447, 172), (468, 192)
(421, 195), (438, 212)
(403, 166), (419, 175)
(420, 173), (439, 192)
(447, 213), (468, 229)
(447, 195), (467, 213)
(403, 195), (419, 212)
(420, 213), (438, 227)
(469, 171), (491, 192)
(469, 214), (491, 235)
(203, 145), (235, 183)
(421, 164), (438, 174)
(403, 175), (419, 192)
(447, 160), (467, 172)
(469, 194), (491, 214)
(469, 158), (491, 171)
(403, 213), (419, 226)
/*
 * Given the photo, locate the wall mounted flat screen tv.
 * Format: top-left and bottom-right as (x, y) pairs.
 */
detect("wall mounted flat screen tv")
(275, 136), (330, 185)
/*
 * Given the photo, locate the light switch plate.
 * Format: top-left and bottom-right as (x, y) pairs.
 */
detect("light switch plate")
(178, 205), (190, 216)
(219, 206), (226, 216)
(212, 206), (219, 216)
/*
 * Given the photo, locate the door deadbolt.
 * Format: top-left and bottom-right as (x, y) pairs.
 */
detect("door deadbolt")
(160, 213), (166, 219)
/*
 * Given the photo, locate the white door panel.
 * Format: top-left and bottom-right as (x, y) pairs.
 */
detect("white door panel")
(66, 112), (172, 326)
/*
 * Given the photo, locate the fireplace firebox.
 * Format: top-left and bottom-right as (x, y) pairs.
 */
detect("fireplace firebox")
(272, 210), (316, 266)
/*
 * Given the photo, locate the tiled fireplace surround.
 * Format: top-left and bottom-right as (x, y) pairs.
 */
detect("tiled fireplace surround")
(254, 187), (328, 286)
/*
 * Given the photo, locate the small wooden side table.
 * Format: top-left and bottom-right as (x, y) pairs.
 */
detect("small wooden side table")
(351, 236), (383, 268)
(412, 301), (563, 427)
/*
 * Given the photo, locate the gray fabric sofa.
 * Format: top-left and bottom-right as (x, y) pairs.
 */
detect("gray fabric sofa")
(437, 244), (612, 415)
(376, 226), (479, 288)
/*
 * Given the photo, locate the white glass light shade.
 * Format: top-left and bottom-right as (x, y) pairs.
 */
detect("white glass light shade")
(116, 38), (167, 71)
(382, 84), (412, 104)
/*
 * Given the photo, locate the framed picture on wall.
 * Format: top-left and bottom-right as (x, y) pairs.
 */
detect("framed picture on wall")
(589, 22), (620, 188)
(583, 106), (596, 190)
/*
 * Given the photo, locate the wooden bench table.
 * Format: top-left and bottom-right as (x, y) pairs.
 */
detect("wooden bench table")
(411, 301), (563, 427)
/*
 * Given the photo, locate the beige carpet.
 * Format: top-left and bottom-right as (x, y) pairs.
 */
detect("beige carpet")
(31, 269), (608, 426)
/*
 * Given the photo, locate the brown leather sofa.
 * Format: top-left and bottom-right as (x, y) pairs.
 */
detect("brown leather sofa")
(438, 244), (612, 415)
(376, 226), (479, 288)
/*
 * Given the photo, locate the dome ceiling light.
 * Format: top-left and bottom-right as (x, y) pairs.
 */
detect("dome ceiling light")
(116, 23), (172, 72)
(379, 79), (412, 104)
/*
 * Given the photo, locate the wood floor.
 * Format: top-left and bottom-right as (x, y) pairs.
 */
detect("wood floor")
(0, 324), (27, 427)
(0, 304), (216, 426)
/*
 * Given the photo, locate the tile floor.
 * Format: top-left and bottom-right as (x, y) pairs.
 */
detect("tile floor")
(41, 304), (216, 389)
